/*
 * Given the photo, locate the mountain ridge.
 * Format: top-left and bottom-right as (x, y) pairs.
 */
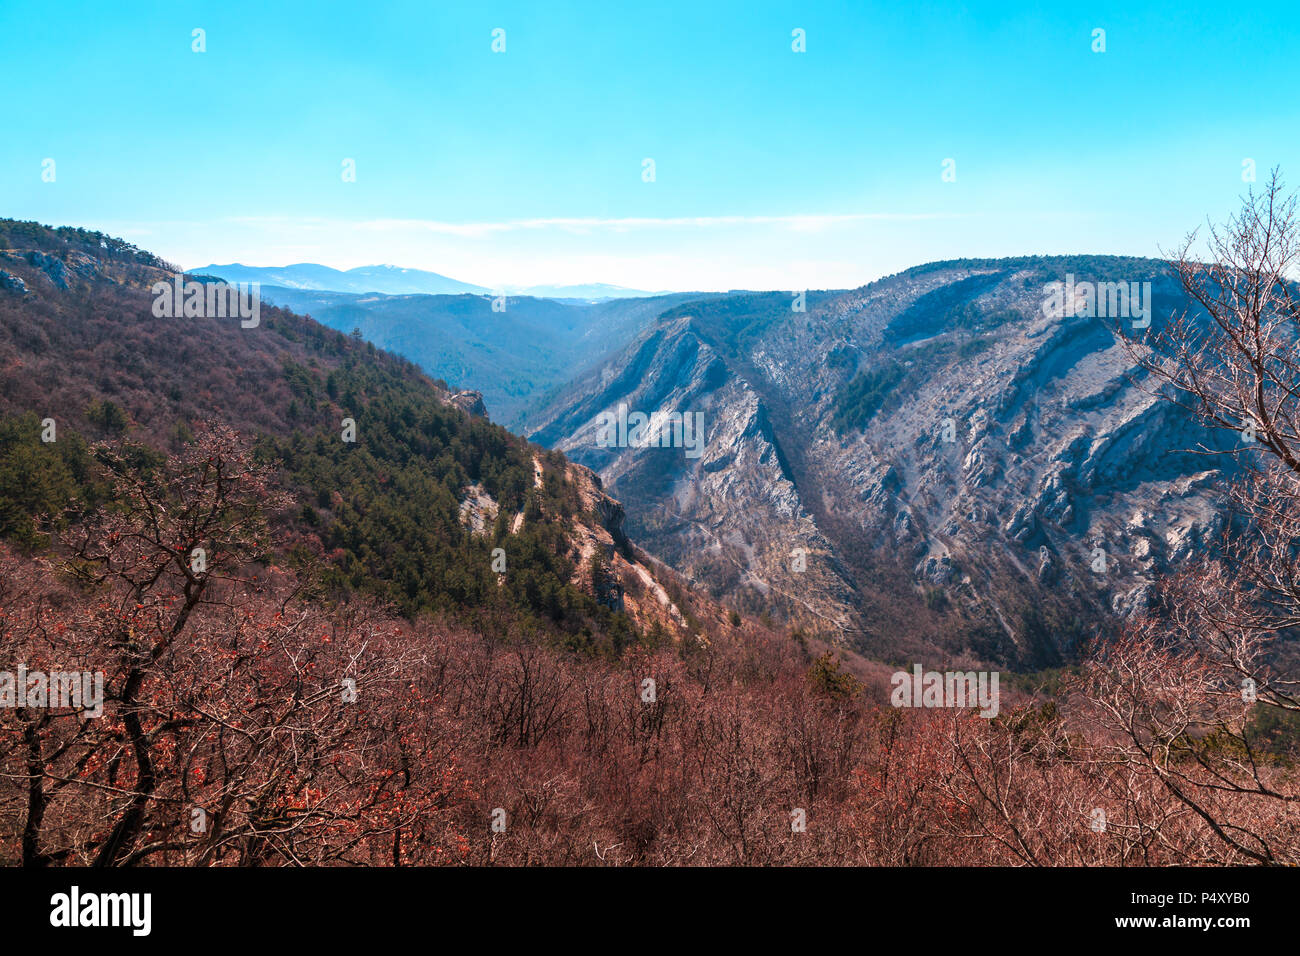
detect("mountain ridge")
(194, 262), (668, 301)
(192, 261), (489, 296)
(524, 254), (1234, 667)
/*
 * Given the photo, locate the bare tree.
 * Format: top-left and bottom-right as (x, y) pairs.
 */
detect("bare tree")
(1075, 169), (1300, 863)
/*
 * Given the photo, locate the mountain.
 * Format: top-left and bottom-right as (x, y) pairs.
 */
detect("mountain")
(0, 220), (898, 868)
(195, 263), (666, 303)
(194, 262), (489, 296)
(525, 255), (1234, 668)
(252, 285), (719, 428)
(5, 220), (1296, 871)
(5, 222), (1232, 670)
(0, 218), (720, 646)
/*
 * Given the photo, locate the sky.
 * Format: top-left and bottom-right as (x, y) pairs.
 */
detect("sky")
(2, 0), (1298, 292)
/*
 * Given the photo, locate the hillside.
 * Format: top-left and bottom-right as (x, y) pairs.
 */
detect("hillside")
(1, 219), (933, 869)
(0, 218), (714, 647)
(525, 256), (1236, 668)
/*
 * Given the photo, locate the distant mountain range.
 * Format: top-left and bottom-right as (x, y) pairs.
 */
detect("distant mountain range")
(192, 262), (487, 296)
(193, 263), (664, 301)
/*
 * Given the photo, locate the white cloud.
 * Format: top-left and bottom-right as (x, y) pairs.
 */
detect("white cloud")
(98, 210), (981, 291)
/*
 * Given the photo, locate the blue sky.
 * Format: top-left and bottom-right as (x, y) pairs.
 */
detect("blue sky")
(2, 0), (1297, 291)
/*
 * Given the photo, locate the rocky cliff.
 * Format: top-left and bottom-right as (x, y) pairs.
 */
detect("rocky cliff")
(527, 256), (1233, 667)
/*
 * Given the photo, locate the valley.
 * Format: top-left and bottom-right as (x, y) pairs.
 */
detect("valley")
(190, 252), (1242, 670)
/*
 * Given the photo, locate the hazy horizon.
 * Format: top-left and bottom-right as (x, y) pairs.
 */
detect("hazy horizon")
(5, 0), (1298, 291)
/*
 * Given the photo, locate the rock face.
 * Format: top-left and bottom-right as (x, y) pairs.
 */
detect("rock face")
(26, 250), (71, 289)
(526, 256), (1235, 668)
(449, 389), (488, 418)
(458, 483), (499, 533)
(561, 459), (699, 635)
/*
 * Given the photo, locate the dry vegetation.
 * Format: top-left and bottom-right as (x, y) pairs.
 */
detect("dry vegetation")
(5, 181), (1300, 866)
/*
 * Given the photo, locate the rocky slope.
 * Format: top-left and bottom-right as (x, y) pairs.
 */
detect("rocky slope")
(526, 256), (1235, 667)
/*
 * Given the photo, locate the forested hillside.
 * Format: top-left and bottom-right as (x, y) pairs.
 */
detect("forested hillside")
(0, 217), (708, 646)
